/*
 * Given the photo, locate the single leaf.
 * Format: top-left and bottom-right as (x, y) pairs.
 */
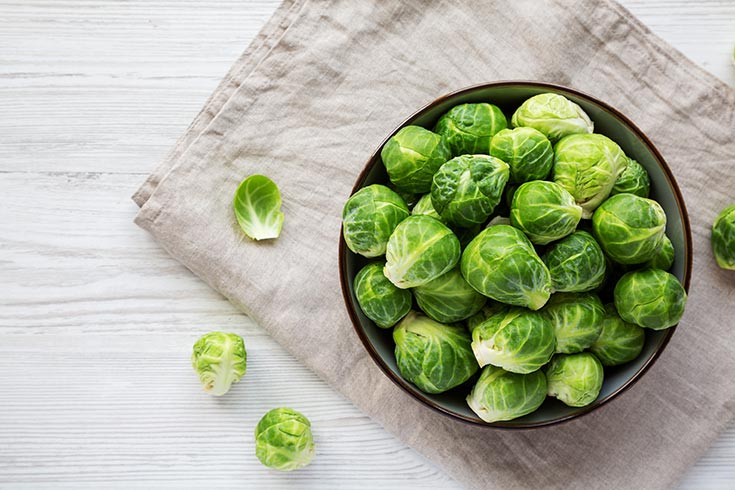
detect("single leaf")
(233, 175), (284, 240)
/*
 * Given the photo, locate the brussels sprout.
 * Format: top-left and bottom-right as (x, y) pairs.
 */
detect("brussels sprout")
(542, 231), (606, 292)
(590, 304), (645, 366)
(489, 127), (554, 183)
(553, 133), (628, 218)
(511, 93), (593, 141)
(191, 332), (247, 396)
(233, 175), (284, 240)
(471, 306), (555, 374)
(614, 269), (687, 330)
(592, 193), (667, 265)
(384, 215), (461, 288)
(411, 193), (443, 222)
(434, 103), (508, 155)
(381, 125), (452, 193)
(643, 234), (675, 270)
(413, 267), (486, 323)
(431, 155), (510, 228)
(712, 204), (735, 270)
(466, 366), (547, 423)
(542, 293), (604, 354)
(509, 181), (582, 245)
(545, 353), (604, 407)
(255, 408), (315, 471)
(611, 158), (650, 198)
(354, 263), (412, 328)
(342, 184), (409, 258)
(393, 311), (478, 394)
(461, 225), (552, 310)
(466, 303), (504, 332)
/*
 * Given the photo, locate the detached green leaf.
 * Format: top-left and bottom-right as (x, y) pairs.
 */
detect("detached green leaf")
(233, 175), (284, 240)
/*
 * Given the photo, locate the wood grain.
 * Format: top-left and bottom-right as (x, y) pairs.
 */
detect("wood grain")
(0, 1), (733, 488)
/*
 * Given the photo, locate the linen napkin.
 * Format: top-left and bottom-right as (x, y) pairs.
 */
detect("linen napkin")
(134, 1), (735, 488)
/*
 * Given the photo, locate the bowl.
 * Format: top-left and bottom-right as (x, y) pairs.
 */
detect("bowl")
(339, 81), (692, 428)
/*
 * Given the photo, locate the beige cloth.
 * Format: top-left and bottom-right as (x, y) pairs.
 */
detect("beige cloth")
(134, 1), (735, 488)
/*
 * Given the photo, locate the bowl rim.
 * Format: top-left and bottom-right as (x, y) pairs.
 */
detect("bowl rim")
(338, 80), (693, 429)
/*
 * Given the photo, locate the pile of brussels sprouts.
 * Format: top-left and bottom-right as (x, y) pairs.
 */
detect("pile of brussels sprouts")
(343, 93), (688, 423)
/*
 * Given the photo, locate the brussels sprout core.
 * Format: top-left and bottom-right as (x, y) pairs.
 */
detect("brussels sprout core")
(191, 332), (247, 396)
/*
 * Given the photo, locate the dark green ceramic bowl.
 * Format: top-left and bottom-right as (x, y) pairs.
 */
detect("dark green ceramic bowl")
(339, 81), (692, 428)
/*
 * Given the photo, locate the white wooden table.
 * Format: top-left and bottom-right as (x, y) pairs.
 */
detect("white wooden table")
(1, 1), (733, 488)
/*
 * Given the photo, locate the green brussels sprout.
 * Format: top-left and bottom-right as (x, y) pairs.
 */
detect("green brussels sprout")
(411, 193), (443, 222)
(434, 103), (508, 155)
(354, 262), (412, 328)
(381, 125), (452, 193)
(510, 93), (593, 141)
(466, 303), (504, 332)
(590, 304), (646, 366)
(489, 127), (554, 183)
(384, 215), (461, 288)
(509, 181), (582, 245)
(466, 365), (547, 423)
(542, 231), (606, 292)
(643, 234), (675, 270)
(430, 155), (510, 228)
(553, 133), (628, 218)
(712, 204), (735, 270)
(413, 267), (486, 323)
(471, 306), (555, 374)
(191, 332), (247, 396)
(542, 293), (604, 354)
(461, 225), (552, 310)
(545, 353), (604, 407)
(393, 311), (478, 394)
(233, 175), (284, 241)
(614, 269), (687, 330)
(592, 193), (667, 265)
(255, 408), (315, 471)
(611, 158), (650, 198)
(342, 184), (409, 258)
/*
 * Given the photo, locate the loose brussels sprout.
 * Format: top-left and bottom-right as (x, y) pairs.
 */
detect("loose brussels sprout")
(542, 231), (606, 292)
(611, 158), (650, 198)
(614, 269), (687, 330)
(592, 193), (667, 265)
(542, 293), (604, 354)
(384, 215), (461, 288)
(553, 133), (628, 218)
(255, 408), (315, 471)
(393, 311), (478, 394)
(191, 332), (247, 396)
(590, 304), (645, 366)
(233, 175), (284, 241)
(471, 306), (555, 374)
(431, 155), (509, 228)
(489, 127), (554, 183)
(411, 193), (443, 222)
(381, 125), (452, 193)
(466, 366), (547, 423)
(511, 93), (593, 141)
(712, 204), (735, 270)
(413, 267), (486, 323)
(509, 181), (582, 245)
(434, 103), (508, 155)
(342, 184), (409, 258)
(354, 262), (412, 328)
(545, 353), (604, 407)
(643, 234), (675, 270)
(461, 225), (552, 310)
